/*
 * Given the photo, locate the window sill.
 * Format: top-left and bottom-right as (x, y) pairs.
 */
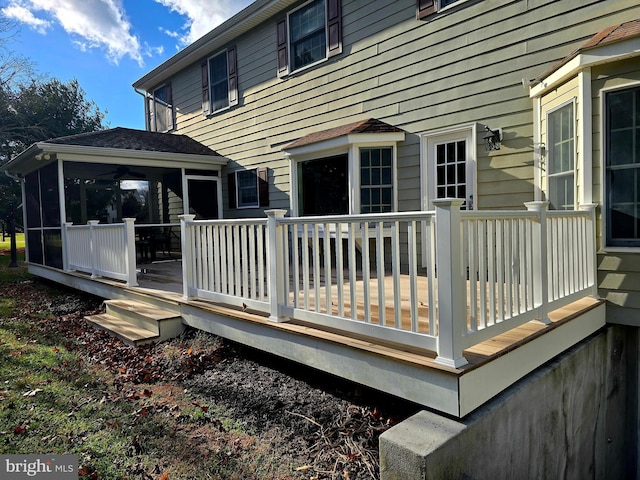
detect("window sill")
(599, 246), (640, 254)
(279, 56), (328, 79)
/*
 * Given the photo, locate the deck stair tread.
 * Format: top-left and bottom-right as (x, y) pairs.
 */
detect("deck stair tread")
(105, 299), (180, 321)
(85, 313), (159, 346)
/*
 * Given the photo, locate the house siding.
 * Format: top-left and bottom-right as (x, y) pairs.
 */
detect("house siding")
(156, 0), (640, 217)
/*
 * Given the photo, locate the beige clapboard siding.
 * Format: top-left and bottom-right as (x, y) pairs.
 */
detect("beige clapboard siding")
(161, 0), (638, 219)
(599, 252), (640, 323)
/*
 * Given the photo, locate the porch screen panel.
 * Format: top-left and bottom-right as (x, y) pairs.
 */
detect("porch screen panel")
(43, 230), (63, 269)
(606, 86), (640, 246)
(25, 171), (41, 229)
(40, 162), (61, 227)
(27, 231), (43, 265)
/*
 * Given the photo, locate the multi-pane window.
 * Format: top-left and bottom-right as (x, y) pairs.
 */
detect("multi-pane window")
(548, 103), (575, 210)
(606, 86), (640, 246)
(209, 50), (229, 113)
(360, 148), (393, 213)
(236, 170), (259, 208)
(148, 83), (173, 132)
(435, 140), (467, 207)
(289, 0), (326, 72)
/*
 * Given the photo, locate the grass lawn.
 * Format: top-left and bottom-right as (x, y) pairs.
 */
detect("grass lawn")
(0, 232), (25, 249)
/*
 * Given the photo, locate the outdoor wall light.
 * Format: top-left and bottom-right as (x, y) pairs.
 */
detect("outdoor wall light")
(483, 126), (502, 151)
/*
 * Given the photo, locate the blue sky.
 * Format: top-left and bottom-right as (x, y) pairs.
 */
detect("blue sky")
(1, 0), (252, 130)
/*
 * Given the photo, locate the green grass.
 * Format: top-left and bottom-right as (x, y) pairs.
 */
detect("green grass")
(0, 232), (25, 249)
(0, 249), (29, 282)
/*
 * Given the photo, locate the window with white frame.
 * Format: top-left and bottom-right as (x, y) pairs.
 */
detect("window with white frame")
(417, 0), (469, 19)
(360, 147), (393, 213)
(547, 102), (575, 210)
(277, 0), (341, 76)
(202, 47), (238, 116)
(148, 83), (173, 132)
(227, 168), (268, 209)
(605, 85), (640, 246)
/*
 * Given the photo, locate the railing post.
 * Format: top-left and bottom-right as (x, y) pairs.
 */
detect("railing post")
(265, 209), (288, 322)
(62, 222), (72, 272)
(88, 220), (99, 279)
(123, 218), (138, 287)
(432, 199), (468, 368)
(179, 214), (196, 300)
(525, 201), (550, 324)
(579, 203), (599, 299)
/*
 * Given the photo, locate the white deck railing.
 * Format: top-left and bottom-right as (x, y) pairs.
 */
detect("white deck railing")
(176, 200), (597, 367)
(63, 219), (137, 286)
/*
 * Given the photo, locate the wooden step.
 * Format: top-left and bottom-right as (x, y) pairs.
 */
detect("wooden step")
(104, 299), (183, 341)
(85, 313), (159, 346)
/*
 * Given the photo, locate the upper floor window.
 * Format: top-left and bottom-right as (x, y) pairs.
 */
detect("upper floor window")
(605, 86), (640, 246)
(201, 46), (238, 116)
(148, 83), (173, 132)
(417, 0), (466, 19)
(547, 102), (575, 210)
(277, 0), (342, 76)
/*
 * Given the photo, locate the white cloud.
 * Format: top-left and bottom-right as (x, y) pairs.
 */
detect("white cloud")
(2, 0), (145, 65)
(1, 4), (52, 34)
(154, 0), (250, 46)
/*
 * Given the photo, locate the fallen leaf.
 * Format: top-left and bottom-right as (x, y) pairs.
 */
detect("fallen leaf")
(158, 474), (169, 480)
(23, 388), (43, 397)
(14, 424), (27, 434)
(296, 466), (312, 471)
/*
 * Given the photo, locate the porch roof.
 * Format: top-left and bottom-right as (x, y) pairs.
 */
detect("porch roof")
(530, 18), (640, 97)
(1, 127), (228, 176)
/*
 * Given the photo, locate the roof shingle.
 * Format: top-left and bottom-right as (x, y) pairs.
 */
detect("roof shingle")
(284, 119), (404, 150)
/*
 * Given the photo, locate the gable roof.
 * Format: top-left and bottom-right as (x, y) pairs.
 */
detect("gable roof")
(284, 119), (405, 150)
(43, 127), (221, 156)
(531, 18), (640, 94)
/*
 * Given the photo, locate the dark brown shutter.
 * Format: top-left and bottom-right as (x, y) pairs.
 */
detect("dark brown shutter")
(327, 0), (342, 58)
(227, 46), (238, 107)
(258, 167), (269, 207)
(277, 19), (289, 76)
(227, 172), (237, 209)
(201, 60), (210, 115)
(165, 82), (174, 131)
(417, 0), (437, 19)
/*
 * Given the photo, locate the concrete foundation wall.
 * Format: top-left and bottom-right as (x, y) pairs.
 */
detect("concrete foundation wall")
(380, 325), (638, 480)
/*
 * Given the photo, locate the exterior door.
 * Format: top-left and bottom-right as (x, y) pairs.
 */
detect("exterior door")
(424, 129), (475, 210)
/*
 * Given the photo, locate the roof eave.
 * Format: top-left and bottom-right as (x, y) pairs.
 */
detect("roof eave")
(132, 0), (299, 91)
(530, 37), (640, 98)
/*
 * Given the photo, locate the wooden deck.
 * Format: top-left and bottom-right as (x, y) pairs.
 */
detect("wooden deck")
(33, 258), (606, 417)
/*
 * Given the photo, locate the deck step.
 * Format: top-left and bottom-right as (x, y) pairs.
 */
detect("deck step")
(85, 313), (159, 346)
(103, 299), (184, 341)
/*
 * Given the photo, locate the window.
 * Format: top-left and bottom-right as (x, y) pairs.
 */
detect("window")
(360, 148), (393, 213)
(298, 155), (348, 216)
(277, 0), (342, 76)
(227, 168), (269, 209)
(605, 86), (640, 246)
(148, 83), (173, 132)
(547, 103), (575, 210)
(417, 0), (466, 19)
(201, 46), (238, 116)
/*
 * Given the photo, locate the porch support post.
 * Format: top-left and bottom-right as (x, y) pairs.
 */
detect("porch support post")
(525, 201), (550, 324)
(433, 199), (468, 368)
(88, 220), (99, 279)
(62, 222), (72, 272)
(123, 218), (138, 287)
(579, 203), (599, 299)
(179, 214), (196, 300)
(266, 209), (287, 322)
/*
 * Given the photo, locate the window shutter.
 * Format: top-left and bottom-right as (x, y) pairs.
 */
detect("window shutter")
(165, 82), (174, 131)
(258, 167), (269, 207)
(147, 93), (155, 131)
(201, 60), (210, 116)
(227, 46), (238, 107)
(277, 19), (289, 76)
(327, 0), (342, 58)
(417, 0), (437, 19)
(227, 172), (237, 209)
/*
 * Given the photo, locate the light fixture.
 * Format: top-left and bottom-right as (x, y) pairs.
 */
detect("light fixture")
(483, 126), (501, 151)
